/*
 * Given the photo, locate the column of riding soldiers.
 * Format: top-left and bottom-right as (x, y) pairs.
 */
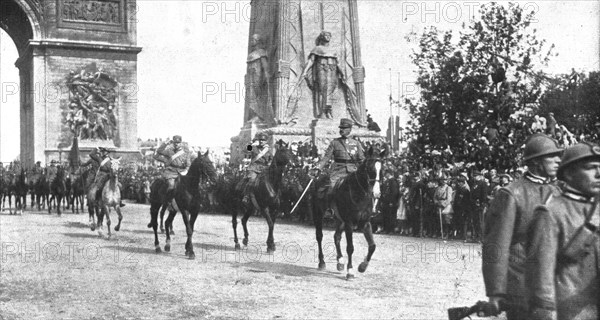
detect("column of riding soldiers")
(479, 133), (600, 320)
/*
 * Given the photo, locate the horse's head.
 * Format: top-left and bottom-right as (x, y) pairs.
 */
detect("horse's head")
(361, 144), (388, 200)
(272, 140), (297, 168)
(189, 152), (218, 187)
(109, 158), (122, 178)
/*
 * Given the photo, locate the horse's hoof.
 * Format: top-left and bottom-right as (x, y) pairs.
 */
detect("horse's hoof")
(318, 262), (326, 270)
(114, 225), (120, 232)
(90, 222), (96, 231)
(164, 244), (170, 252)
(155, 247), (162, 253)
(188, 252), (196, 260)
(170, 230), (175, 235)
(242, 239), (248, 246)
(346, 273), (355, 280)
(160, 228), (165, 234)
(147, 223), (152, 228)
(358, 262), (368, 273)
(336, 263), (345, 272)
(235, 243), (241, 250)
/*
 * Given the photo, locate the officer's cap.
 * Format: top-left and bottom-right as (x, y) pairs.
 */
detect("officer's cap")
(557, 142), (600, 180)
(98, 147), (110, 153)
(339, 118), (353, 129)
(173, 135), (182, 143)
(253, 132), (268, 141)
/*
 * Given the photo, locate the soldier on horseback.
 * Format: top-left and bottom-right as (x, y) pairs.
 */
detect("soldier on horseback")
(46, 160), (58, 184)
(314, 118), (365, 214)
(88, 147), (125, 207)
(153, 135), (191, 199)
(239, 132), (273, 205)
(33, 161), (44, 174)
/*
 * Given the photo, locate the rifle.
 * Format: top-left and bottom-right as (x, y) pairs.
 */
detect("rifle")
(447, 300), (505, 320)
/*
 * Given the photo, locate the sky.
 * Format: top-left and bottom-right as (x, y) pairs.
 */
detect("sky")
(1, 0), (599, 162)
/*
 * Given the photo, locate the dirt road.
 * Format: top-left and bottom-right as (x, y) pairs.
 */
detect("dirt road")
(0, 202), (492, 319)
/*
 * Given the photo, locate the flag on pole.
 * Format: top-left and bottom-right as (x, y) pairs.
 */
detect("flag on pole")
(68, 136), (80, 169)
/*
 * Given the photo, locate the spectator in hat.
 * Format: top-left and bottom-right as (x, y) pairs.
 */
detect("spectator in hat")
(378, 169), (400, 234)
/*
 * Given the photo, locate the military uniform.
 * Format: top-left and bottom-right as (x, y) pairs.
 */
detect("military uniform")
(46, 161), (58, 185)
(316, 118), (365, 197)
(526, 187), (599, 320)
(526, 142), (600, 320)
(245, 143), (272, 186)
(482, 134), (563, 319)
(153, 135), (191, 196)
(87, 148), (121, 204)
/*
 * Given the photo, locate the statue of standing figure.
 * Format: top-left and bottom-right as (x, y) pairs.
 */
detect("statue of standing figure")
(245, 34), (274, 124)
(301, 31), (353, 120)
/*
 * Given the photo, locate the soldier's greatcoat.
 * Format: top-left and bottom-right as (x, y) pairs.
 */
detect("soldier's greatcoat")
(482, 172), (560, 316)
(526, 188), (599, 320)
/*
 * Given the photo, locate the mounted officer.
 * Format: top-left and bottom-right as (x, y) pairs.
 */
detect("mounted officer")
(46, 160), (58, 185)
(239, 132), (273, 205)
(87, 147), (125, 207)
(32, 161), (44, 174)
(482, 133), (563, 319)
(153, 135), (191, 199)
(526, 142), (600, 320)
(314, 118), (365, 214)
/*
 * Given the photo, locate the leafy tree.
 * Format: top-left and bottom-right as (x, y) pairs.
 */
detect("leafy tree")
(404, 2), (555, 151)
(538, 71), (600, 132)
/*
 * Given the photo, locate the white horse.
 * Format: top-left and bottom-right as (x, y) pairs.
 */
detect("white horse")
(98, 158), (122, 239)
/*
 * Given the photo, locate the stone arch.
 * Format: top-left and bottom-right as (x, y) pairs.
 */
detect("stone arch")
(0, 0), (41, 55)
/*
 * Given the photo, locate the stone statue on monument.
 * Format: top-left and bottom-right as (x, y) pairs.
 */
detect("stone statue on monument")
(65, 68), (119, 141)
(245, 34), (274, 124)
(300, 31), (356, 120)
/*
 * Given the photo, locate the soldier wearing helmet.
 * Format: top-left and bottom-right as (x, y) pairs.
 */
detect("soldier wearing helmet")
(482, 134), (563, 319)
(154, 135), (191, 199)
(527, 142), (600, 320)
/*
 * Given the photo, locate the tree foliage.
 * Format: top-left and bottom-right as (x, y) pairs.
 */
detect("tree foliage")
(404, 2), (555, 151)
(538, 71), (600, 132)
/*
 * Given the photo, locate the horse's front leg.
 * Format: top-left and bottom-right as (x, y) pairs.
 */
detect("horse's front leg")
(344, 222), (355, 280)
(358, 221), (377, 273)
(314, 199), (326, 269)
(149, 203), (161, 253)
(180, 207), (195, 259)
(241, 206), (252, 246)
(88, 202), (96, 231)
(104, 206), (112, 239)
(263, 207), (276, 253)
(232, 212), (241, 250)
(57, 196), (62, 216)
(164, 209), (177, 252)
(159, 204), (167, 233)
(114, 206), (123, 232)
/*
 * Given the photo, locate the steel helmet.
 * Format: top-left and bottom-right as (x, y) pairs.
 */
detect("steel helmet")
(557, 142), (600, 180)
(523, 133), (563, 162)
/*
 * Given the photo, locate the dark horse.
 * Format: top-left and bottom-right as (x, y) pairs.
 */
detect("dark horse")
(230, 141), (295, 252)
(49, 166), (67, 215)
(68, 168), (86, 214)
(11, 169), (28, 214)
(149, 152), (217, 259)
(313, 145), (386, 280)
